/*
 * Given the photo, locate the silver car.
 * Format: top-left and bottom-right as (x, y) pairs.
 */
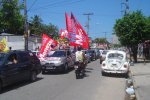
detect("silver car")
(41, 50), (75, 73)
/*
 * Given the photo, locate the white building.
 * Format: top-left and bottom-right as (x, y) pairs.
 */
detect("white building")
(0, 33), (41, 50)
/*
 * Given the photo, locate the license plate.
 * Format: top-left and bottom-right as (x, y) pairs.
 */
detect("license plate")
(46, 67), (54, 69)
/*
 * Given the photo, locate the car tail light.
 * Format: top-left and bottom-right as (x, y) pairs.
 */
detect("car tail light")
(124, 64), (127, 68)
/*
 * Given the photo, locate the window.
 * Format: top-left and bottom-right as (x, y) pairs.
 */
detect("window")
(18, 52), (30, 62)
(7, 53), (18, 64)
(108, 53), (123, 60)
(50, 51), (66, 57)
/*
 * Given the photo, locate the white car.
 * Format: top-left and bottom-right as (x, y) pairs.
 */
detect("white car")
(101, 50), (129, 77)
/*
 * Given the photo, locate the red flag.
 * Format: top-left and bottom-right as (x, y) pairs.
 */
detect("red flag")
(38, 34), (58, 59)
(76, 22), (89, 49)
(65, 12), (73, 33)
(41, 33), (49, 47)
(70, 13), (89, 49)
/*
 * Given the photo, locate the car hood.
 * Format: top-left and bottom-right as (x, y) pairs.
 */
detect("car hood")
(45, 57), (64, 61)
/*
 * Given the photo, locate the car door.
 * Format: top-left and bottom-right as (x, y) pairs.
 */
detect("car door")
(17, 52), (31, 80)
(1, 53), (20, 85)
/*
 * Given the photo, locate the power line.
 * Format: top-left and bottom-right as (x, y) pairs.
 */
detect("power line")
(30, 0), (84, 11)
(27, 0), (38, 11)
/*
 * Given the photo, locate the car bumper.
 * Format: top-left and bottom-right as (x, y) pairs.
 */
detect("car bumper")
(42, 63), (64, 72)
(101, 68), (128, 74)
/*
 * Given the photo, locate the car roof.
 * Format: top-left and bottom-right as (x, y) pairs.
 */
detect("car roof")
(106, 50), (126, 55)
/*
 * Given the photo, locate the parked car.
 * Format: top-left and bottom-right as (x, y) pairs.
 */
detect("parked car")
(81, 50), (91, 64)
(88, 49), (96, 61)
(0, 50), (42, 92)
(41, 49), (75, 73)
(99, 48), (104, 56)
(101, 50), (129, 77)
(91, 48), (100, 59)
(99, 50), (109, 64)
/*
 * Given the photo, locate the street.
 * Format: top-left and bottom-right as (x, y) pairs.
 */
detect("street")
(0, 60), (126, 100)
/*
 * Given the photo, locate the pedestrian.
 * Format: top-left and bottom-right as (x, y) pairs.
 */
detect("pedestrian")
(143, 42), (147, 64)
(9, 47), (12, 51)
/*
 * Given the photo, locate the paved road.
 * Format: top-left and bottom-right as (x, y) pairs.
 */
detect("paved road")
(0, 60), (126, 100)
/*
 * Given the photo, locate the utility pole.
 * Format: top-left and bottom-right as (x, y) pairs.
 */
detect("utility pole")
(121, 0), (129, 16)
(83, 13), (93, 35)
(24, 0), (28, 51)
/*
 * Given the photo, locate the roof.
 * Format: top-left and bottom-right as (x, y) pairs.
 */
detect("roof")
(106, 50), (126, 55)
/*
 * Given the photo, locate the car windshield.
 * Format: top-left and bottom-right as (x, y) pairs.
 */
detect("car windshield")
(108, 53), (124, 60)
(0, 53), (6, 65)
(88, 50), (94, 54)
(47, 51), (66, 57)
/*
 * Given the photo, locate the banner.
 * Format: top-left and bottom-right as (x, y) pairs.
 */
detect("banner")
(0, 37), (9, 52)
(75, 21), (89, 49)
(41, 33), (50, 47)
(38, 34), (58, 59)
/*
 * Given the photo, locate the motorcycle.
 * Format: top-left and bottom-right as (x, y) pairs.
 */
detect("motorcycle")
(74, 61), (85, 79)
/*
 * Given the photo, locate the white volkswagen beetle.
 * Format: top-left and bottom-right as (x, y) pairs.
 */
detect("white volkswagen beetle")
(101, 50), (129, 77)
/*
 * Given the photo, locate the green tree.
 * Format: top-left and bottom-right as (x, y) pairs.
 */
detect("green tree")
(29, 15), (43, 36)
(45, 23), (59, 40)
(29, 15), (59, 39)
(0, 0), (24, 34)
(114, 11), (150, 62)
(94, 38), (108, 43)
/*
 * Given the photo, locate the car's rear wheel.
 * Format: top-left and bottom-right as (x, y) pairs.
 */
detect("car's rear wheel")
(30, 71), (37, 82)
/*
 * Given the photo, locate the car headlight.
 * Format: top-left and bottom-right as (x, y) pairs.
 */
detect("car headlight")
(55, 58), (63, 63)
(56, 60), (62, 63)
(102, 63), (106, 66)
(41, 61), (46, 65)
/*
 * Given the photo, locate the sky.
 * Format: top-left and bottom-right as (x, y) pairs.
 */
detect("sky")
(22, 0), (150, 42)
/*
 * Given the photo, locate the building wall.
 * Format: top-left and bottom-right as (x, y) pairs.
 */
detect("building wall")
(0, 35), (41, 51)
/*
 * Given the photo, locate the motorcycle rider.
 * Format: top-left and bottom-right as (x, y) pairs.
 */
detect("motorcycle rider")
(75, 45), (86, 70)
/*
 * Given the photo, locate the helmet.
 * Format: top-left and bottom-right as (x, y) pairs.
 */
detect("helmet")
(77, 45), (82, 51)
